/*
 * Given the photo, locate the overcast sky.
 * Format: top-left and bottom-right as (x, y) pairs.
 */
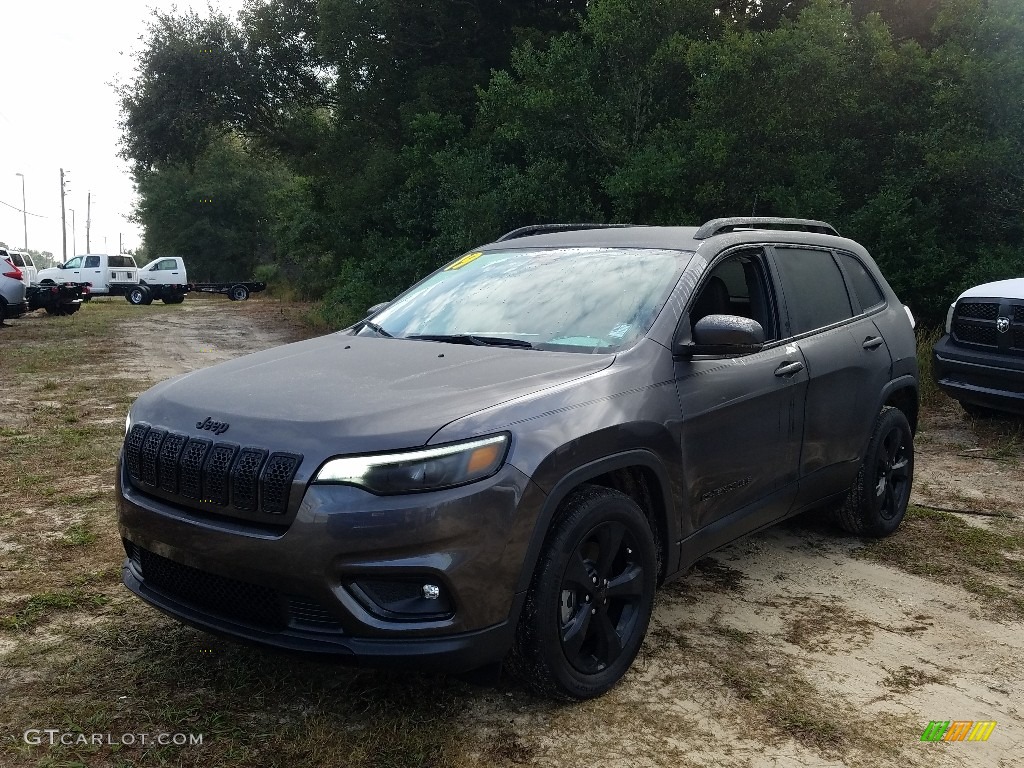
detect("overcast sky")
(0, 0), (244, 259)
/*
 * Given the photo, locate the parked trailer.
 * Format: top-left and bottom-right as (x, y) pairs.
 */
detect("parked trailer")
(27, 282), (87, 316)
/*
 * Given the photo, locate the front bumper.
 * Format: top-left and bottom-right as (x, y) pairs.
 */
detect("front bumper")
(117, 457), (546, 671)
(932, 334), (1024, 415)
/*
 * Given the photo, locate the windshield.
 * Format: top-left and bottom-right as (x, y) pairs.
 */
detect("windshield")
(365, 247), (691, 352)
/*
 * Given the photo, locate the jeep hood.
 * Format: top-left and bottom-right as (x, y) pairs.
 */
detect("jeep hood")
(131, 333), (614, 457)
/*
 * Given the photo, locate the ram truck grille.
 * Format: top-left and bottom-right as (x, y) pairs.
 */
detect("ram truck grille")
(951, 299), (1024, 355)
(124, 423), (302, 520)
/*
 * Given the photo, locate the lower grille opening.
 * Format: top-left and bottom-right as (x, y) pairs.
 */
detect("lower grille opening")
(129, 544), (346, 633)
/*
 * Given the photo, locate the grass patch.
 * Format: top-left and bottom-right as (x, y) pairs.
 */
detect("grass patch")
(858, 506), (1024, 618)
(0, 589), (110, 631)
(62, 522), (97, 547)
(916, 326), (946, 408)
(880, 665), (944, 694)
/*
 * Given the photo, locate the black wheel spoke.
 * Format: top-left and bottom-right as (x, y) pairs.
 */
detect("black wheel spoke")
(563, 550), (594, 593)
(595, 523), (625, 579)
(606, 564), (644, 600)
(595, 610), (623, 662)
(561, 606), (593, 659)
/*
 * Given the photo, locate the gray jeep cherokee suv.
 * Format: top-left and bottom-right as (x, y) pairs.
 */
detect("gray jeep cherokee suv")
(117, 217), (918, 700)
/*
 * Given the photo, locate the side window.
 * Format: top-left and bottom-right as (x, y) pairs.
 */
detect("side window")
(157, 259), (177, 270)
(773, 247), (853, 335)
(84, 255), (101, 268)
(24, 254), (34, 267)
(837, 252), (885, 312)
(64, 257), (83, 269)
(690, 250), (779, 342)
(10, 254), (24, 267)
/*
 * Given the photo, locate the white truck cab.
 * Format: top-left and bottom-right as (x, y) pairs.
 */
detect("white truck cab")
(139, 257), (188, 286)
(1, 249), (37, 286)
(36, 254), (138, 295)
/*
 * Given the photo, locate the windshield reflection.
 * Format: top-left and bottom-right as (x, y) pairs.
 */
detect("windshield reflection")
(370, 248), (690, 352)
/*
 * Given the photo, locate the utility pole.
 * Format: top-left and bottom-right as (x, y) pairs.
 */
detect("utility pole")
(86, 191), (91, 253)
(15, 173), (27, 249)
(119, 232), (122, 253)
(69, 209), (76, 256)
(60, 168), (68, 261)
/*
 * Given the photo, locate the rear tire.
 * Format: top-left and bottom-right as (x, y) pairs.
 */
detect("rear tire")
(508, 486), (656, 700)
(127, 286), (149, 305)
(229, 284), (249, 301)
(162, 293), (185, 304)
(832, 407), (914, 538)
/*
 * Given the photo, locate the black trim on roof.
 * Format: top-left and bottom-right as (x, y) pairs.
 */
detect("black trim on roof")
(693, 217), (839, 239)
(495, 223), (634, 242)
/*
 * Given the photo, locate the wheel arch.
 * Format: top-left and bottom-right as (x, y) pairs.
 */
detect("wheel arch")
(881, 376), (919, 433)
(515, 450), (678, 595)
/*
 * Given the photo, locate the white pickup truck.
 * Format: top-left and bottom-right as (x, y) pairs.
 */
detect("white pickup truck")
(132, 256), (265, 304)
(36, 254), (139, 296)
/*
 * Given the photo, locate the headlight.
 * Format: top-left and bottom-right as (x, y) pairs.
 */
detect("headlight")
(945, 302), (956, 335)
(125, 410), (133, 436)
(313, 434), (510, 495)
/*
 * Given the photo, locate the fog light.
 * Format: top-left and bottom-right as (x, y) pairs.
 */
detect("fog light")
(422, 584), (440, 600)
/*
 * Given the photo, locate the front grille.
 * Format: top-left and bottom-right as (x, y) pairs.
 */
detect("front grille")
(957, 301), (999, 320)
(1014, 306), (1024, 323)
(129, 544), (343, 633)
(125, 424), (302, 519)
(952, 321), (998, 347)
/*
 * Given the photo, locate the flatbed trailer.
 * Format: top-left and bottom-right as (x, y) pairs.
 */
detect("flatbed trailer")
(27, 282), (87, 316)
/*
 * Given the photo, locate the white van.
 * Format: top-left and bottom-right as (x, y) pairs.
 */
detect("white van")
(36, 254), (139, 296)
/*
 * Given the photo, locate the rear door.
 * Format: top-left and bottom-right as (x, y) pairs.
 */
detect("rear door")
(769, 246), (893, 507)
(84, 255), (105, 291)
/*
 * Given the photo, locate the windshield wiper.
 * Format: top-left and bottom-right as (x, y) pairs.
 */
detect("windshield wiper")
(362, 320), (393, 338)
(405, 333), (534, 349)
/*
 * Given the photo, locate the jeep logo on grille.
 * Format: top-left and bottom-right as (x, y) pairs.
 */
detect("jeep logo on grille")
(196, 417), (230, 435)
(997, 316), (1010, 334)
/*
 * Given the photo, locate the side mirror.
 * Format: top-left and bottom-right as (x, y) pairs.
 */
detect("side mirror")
(679, 314), (765, 357)
(366, 301), (390, 316)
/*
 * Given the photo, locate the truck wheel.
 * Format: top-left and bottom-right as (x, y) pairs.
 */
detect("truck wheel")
(832, 407), (914, 538)
(508, 486), (656, 700)
(64, 304), (80, 315)
(127, 286), (150, 306)
(45, 306), (59, 316)
(229, 285), (249, 301)
(162, 294), (185, 305)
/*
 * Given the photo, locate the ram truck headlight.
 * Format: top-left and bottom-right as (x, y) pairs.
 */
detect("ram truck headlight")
(945, 302), (956, 335)
(313, 434), (510, 495)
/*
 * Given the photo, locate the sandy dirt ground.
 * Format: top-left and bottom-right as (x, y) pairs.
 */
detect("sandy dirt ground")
(72, 299), (1024, 766)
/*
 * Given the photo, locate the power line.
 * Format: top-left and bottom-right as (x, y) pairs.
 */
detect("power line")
(0, 198), (49, 218)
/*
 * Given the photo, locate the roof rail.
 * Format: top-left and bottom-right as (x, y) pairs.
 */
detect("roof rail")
(495, 223), (632, 242)
(693, 217), (840, 240)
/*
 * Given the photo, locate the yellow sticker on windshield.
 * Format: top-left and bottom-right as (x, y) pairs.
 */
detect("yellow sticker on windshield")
(444, 252), (483, 271)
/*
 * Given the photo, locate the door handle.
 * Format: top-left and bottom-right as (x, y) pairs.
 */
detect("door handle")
(774, 361), (804, 377)
(862, 336), (884, 349)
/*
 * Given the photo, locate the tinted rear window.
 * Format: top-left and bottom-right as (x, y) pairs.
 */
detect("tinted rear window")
(108, 255), (137, 268)
(774, 247), (853, 335)
(10, 254), (24, 266)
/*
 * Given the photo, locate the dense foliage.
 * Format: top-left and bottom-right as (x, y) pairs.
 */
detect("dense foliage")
(120, 0), (1024, 326)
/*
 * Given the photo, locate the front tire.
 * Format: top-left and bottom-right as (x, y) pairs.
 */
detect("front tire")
(509, 486), (656, 700)
(833, 407), (914, 537)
